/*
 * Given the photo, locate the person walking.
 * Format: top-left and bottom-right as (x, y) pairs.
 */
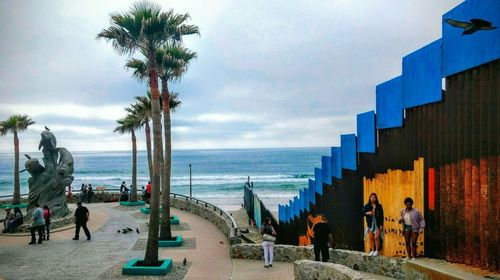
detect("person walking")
(362, 192), (384, 257)
(313, 215), (333, 262)
(73, 202), (91, 241)
(29, 203), (45, 245)
(43, 205), (52, 241)
(260, 217), (277, 268)
(398, 197), (425, 260)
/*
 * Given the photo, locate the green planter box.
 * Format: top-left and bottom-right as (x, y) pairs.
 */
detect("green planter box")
(0, 203), (28, 209)
(159, 235), (183, 247)
(119, 201), (146, 206)
(122, 258), (172, 275)
(139, 208), (180, 224)
(169, 215), (180, 225)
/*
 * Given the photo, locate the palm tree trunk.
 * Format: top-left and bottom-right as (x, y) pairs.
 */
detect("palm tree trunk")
(145, 119), (154, 185)
(13, 130), (20, 205)
(130, 130), (138, 202)
(159, 78), (172, 240)
(144, 55), (162, 266)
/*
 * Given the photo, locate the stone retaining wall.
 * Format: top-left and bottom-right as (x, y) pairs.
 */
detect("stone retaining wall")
(294, 260), (369, 280)
(230, 244), (405, 279)
(170, 197), (241, 244)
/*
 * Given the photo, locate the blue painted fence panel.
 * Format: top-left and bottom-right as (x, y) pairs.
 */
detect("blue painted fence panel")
(331, 147), (342, 179)
(289, 200), (294, 221)
(402, 39), (442, 108)
(356, 111), (376, 153)
(304, 188), (310, 211)
(308, 179), (316, 204)
(322, 156), (332, 184)
(315, 168), (323, 195)
(442, 0), (500, 77)
(341, 134), (357, 171)
(300, 190), (305, 210)
(294, 196), (300, 218)
(253, 194), (262, 228)
(376, 76), (403, 129)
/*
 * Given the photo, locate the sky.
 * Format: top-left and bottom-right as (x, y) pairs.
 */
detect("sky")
(0, 0), (463, 153)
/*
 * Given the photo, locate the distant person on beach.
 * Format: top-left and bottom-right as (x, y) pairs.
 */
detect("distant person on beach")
(80, 184), (87, 203)
(362, 192), (384, 257)
(2, 208), (14, 232)
(145, 182), (151, 203)
(398, 197), (425, 260)
(6, 207), (23, 233)
(87, 184), (94, 203)
(313, 215), (333, 262)
(141, 186), (146, 201)
(67, 185), (73, 199)
(260, 217), (277, 268)
(73, 202), (91, 241)
(42, 205), (52, 241)
(29, 203), (45, 245)
(120, 181), (128, 194)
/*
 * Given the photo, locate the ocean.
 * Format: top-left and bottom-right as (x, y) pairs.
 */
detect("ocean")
(0, 147), (329, 212)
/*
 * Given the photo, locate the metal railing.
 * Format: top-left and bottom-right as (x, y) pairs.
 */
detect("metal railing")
(0, 190), (239, 237)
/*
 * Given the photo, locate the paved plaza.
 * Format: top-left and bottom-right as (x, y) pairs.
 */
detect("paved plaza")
(0, 203), (293, 280)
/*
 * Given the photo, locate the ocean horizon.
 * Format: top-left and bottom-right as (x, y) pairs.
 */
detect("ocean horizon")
(0, 147), (330, 212)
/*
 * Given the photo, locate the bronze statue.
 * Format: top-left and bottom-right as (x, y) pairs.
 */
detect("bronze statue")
(25, 128), (74, 218)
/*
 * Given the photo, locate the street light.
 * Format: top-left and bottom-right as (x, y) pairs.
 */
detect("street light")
(189, 164), (192, 197)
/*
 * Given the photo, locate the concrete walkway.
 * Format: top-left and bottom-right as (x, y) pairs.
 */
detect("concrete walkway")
(0, 202), (293, 280)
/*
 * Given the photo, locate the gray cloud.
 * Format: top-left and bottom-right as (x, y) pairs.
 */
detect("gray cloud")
(0, 0), (462, 152)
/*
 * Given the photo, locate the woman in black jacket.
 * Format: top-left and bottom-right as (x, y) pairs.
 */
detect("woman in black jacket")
(362, 193), (384, 257)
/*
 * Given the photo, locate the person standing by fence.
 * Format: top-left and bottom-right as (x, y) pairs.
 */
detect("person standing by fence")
(261, 217), (277, 268)
(398, 197), (424, 260)
(313, 215), (333, 262)
(362, 193), (384, 257)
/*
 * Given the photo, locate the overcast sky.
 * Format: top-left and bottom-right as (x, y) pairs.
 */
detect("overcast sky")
(0, 0), (462, 153)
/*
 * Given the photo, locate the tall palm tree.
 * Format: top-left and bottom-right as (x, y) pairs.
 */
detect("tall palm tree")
(114, 114), (141, 202)
(157, 44), (196, 240)
(127, 44), (196, 240)
(0, 115), (35, 205)
(97, 1), (198, 265)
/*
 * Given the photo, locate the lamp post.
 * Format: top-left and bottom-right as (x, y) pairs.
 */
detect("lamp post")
(189, 164), (192, 197)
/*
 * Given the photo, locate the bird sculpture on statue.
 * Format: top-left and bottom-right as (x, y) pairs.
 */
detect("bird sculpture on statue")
(45, 126), (50, 131)
(445, 18), (497, 35)
(183, 258), (187, 266)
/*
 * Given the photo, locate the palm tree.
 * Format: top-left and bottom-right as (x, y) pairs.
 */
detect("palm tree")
(129, 92), (182, 189)
(0, 115), (35, 205)
(128, 94), (154, 186)
(127, 44), (195, 240)
(114, 114), (141, 202)
(97, 1), (198, 265)
(157, 44), (196, 240)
